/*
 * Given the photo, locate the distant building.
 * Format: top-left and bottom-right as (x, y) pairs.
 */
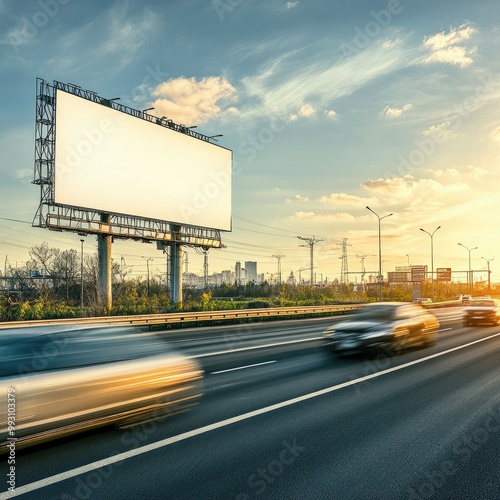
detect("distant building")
(235, 261), (242, 284)
(245, 261), (257, 283)
(221, 270), (233, 284)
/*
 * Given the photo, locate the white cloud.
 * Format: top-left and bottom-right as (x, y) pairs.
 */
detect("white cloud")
(290, 211), (355, 221)
(358, 166), (500, 223)
(324, 110), (338, 120)
(5, 7), (158, 74)
(299, 103), (315, 117)
(15, 169), (32, 180)
(382, 39), (404, 49)
(361, 175), (469, 201)
(421, 121), (455, 140)
(239, 33), (413, 122)
(286, 194), (310, 203)
(382, 103), (412, 118)
(290, 103), (316, 121)
(151, 76), (237, 125)
(2, 18), (32, 51)
(320, 192), (375, 206)
(423, 24), (477, 68)
(282, 1), (299, 10)
(489, 126), (500, 141)
(424, 25), (476, 51)
(294, 167), (499, 236)
(429, 165), (496, 188)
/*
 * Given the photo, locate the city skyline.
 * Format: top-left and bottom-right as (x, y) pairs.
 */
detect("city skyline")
(1, 0), (499, 283)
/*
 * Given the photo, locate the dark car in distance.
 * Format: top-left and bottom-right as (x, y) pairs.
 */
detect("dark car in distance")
(463, 299), (500, 326)
(323, 302), (439, 356)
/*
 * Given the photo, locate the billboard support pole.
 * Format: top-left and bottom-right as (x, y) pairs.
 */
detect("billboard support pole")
(98, 214), (112, 310)
(169, 225), (182, 306)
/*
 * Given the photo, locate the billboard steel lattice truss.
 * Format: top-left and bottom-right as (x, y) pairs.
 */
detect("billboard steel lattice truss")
(33, 78), (232, 248)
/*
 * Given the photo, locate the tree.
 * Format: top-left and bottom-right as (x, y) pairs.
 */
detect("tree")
(51, 248), (80, 301)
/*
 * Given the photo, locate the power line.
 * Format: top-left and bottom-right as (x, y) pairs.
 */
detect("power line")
(232, 225), (297, 239)
(0, 217), (32, 224)
(234, 215), (316, 238)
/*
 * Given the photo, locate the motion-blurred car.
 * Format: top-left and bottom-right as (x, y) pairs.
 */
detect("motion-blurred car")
(0, 326), (203, 452)
(413, 298), (432, 305)
(323, 302), (439, 356)
(458, 294), (472, 304)
(463, 299), (500, 326)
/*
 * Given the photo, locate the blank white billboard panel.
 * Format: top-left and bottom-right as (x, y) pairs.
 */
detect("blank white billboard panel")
(54, 90), (232, 231)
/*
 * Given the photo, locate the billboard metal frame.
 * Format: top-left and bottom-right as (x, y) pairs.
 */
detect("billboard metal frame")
(33, 78), (224, 249)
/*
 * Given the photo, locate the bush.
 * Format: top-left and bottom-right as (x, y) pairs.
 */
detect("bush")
(246, 300), (270, 309)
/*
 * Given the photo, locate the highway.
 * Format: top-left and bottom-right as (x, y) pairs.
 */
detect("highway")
(2, 307), (500, 499)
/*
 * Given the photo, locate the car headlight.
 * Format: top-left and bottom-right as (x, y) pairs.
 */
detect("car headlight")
(360, 329), (391, 340)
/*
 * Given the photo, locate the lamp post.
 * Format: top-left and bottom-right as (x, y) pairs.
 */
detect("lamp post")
(420, 226), (441, 301)
(458, 243), (477, 294)
(80, 239), (84, 317)
(298, 267), (311, 285)
(141, 256), (153, 296)
(482, 256), (494, 295)
(366, 206), (393, 301)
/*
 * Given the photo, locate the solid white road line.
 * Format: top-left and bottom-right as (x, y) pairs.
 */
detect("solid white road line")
(3, 331), (500, 499)
(211, 360), (277, 374)
(191, 336), (321, 358)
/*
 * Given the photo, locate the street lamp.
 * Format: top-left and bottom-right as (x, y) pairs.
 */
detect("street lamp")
(458, 243), (477, 294)
(141, 256), (153, 296)
(366, 206), (393, 301)
(420, 226), (441, 301)
(482, 256), (494, 295)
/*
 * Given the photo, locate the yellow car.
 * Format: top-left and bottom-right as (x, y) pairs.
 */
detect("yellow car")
(0, 326), (203, 451)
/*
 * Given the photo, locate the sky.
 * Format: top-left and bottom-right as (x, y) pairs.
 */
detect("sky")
(1, 0), (500, 285)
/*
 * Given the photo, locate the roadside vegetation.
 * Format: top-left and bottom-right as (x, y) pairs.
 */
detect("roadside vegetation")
(0, 242), (495, 322)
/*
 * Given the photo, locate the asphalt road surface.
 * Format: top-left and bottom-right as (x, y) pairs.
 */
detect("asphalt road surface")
(2, 307), (500, 500)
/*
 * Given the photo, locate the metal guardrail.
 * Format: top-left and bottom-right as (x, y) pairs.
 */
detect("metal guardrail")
(0, 304), (362, 329)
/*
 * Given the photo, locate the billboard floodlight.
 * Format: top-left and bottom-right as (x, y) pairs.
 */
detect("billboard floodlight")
(208, 134), (223, 142)
(33, 78), (232, 241)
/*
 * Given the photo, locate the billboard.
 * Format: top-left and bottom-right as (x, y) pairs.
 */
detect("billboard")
(53, 89), (232, 231)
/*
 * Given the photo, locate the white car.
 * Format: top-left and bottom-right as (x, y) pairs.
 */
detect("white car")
(463, 299), (500, 326)
(413, 298), (432, 305)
